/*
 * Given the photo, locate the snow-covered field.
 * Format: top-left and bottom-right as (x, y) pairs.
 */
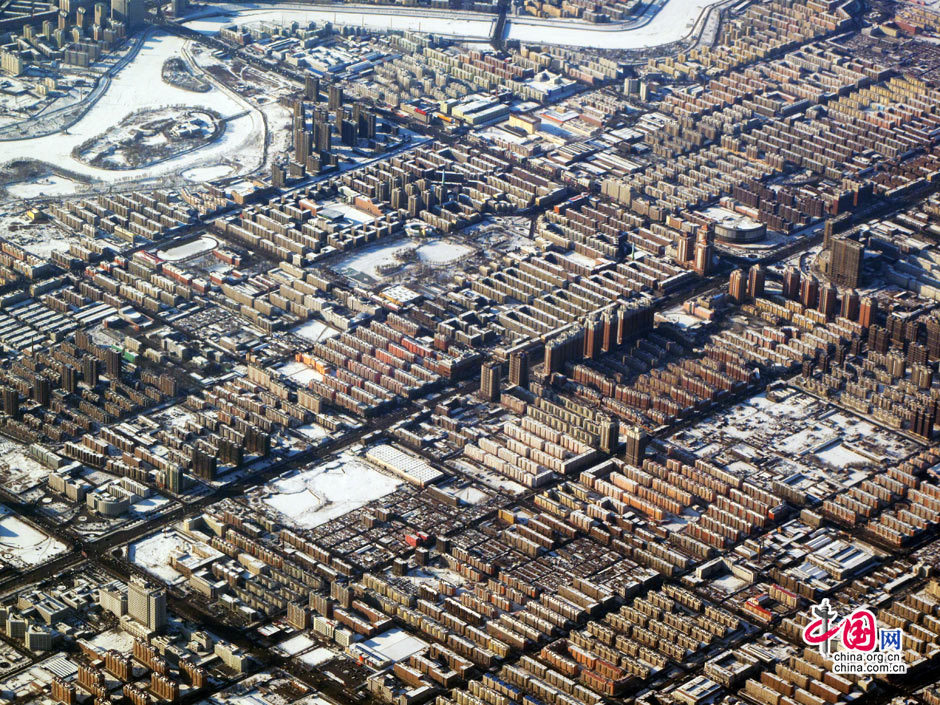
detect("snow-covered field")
(260, 453), (401, 529)
(337, 239), (413, 278)
(291, 319), (340, 343)
(403, 565), (466, 588)
(815, 442), (870, 469)
(158, 235), (219, 261)
(336, 237), (473, 278)
(5, 175), (79, 199)
(0, 505), (68, 568)
(295, 423), (330, 441)
(0, 437), (52, 493)
(777, 426), (837, 456)
(127, 529), (223, 585)
(277, 360), (321, 387)
(89, 629), (136, 653)
(417, 239), (472, 264)
(0, 31), (265, 193)
(181, 164), (236, 182)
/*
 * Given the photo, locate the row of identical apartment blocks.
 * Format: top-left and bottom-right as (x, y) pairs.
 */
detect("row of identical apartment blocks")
(50, 191), (197, 248)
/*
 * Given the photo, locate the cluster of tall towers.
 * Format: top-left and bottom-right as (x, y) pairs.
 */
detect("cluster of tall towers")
(59, 0), (143, 31)
(479, 350), (532, 402)
(728, 265), (765, 303)
(780, 265), (875, 326)
(543, 304), (654, 375)
(284, 78), (378, 180)
(676, 228), (714, 276)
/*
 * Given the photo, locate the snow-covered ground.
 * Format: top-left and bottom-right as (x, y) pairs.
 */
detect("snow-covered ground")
(336, 239), (412, 278)
(777, 426), (837, 456)
(417, 239), (473, 264)
(0, 437), (53, 493)
(403, 565), (466, 588)
(815, 442), (870, 469)
(277, 360), (321, 387)
(295, 423), (330, 441)
(5, 175), (79, 199)
(0, 31), (265, 193)
(260, 453), (401, 529)
(0, 505), (68, 568)
(88, 629), (136, 653)
(158, 235), (219, 261)
(128, 530), (201, 585)
(336, 237), (473, 278)
(291, 319), (340, 343)
(181, 164), (236, 182)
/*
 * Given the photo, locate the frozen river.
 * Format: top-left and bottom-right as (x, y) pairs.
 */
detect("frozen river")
(0, 30), (265, 193)
(507, 0), (724, 48)
(186, 4), (496, 39)
(187, 0), (725, 49)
